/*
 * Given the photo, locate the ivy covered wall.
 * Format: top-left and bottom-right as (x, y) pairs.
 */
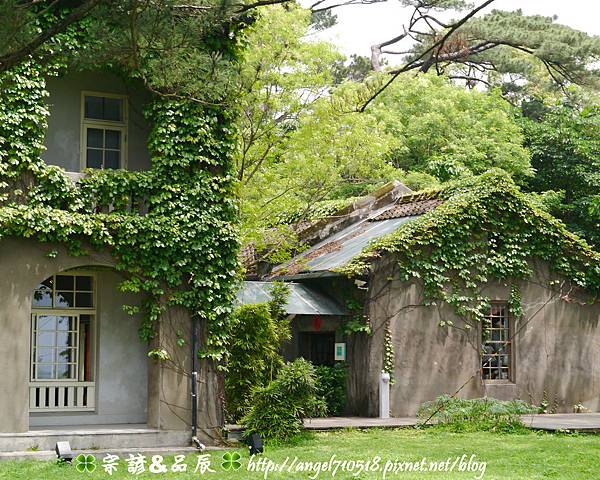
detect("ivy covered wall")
(0, 57), (240, 361)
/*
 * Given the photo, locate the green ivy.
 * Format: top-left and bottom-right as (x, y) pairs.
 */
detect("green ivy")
(341, 170), (600, 325)
(0, 55), (240, 359)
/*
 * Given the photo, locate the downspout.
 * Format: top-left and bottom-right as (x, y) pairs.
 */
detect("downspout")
(191, 313), (199, 439)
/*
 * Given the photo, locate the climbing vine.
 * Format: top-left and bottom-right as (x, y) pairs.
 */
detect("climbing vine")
(342, 170), (600, 325)
(0, 27), (241, 359)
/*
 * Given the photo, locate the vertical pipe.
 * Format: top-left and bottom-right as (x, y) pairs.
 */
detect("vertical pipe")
(191, 313), (199, 438)
(379, 371), (390, 419)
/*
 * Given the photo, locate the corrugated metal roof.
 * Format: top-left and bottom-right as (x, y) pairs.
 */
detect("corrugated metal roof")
(237, 281), (348, 316)
(273, 216), (417, 276)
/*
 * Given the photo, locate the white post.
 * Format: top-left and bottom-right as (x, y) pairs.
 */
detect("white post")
(379, 371), (390, 419)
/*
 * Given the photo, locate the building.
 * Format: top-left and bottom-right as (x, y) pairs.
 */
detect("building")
(0, 69), (228, 452)
(242, 174), (600, 416)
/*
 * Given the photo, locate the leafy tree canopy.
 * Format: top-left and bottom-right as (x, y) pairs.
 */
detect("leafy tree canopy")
(368, 73), (533, 182)
(523, 105), (600, 248)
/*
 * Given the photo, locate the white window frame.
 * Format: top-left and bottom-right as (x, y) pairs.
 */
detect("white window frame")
(30, 272), (97, 383)
(80, 91), (128, 171)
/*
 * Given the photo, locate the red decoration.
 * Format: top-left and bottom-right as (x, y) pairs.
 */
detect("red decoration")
(313, 315), (322, 331)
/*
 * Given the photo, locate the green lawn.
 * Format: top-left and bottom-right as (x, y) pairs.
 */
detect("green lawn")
(1, 428), (599, 479)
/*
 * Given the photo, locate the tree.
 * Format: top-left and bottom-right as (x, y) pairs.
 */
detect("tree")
(523, 105), (600, 247)
(240, 80), (403, 245)
(237, 4), (343, 184)
(362, 1), (600, 110)
(369, 73), (532, 182)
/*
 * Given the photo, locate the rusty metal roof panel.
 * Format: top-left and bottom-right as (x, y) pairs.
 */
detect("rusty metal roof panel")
(237, 281), (348, 315)
(274, 216), (417, 276)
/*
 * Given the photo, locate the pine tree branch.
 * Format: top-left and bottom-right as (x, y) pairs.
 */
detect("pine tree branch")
(0, 0), (107, 73)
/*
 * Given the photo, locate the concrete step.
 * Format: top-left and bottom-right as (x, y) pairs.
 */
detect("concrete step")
(0, 427), (191, 453)
(0, 445), (225, 462)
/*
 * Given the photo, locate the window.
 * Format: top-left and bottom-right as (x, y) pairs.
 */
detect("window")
(81, 92), (127, 170)
(481, 303), (512, 381)
(31, 273), (95, 382)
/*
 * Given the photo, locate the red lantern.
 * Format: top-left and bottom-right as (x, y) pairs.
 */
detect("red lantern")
(313, 315), (322, 331)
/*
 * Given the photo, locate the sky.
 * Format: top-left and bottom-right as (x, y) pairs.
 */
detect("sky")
(310, 0), (600, 59)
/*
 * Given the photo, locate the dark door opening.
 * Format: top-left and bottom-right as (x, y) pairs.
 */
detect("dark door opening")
(299, 332), (335, 366)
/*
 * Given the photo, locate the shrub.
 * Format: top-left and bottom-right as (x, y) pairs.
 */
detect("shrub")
(314, 364), (347, 416)
(417, 395), (537, 433)
(242, 359), (326, 440)
(225, 283), (290, 421)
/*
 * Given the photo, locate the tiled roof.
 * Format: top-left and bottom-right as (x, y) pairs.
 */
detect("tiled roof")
(370, 198), (443, 221)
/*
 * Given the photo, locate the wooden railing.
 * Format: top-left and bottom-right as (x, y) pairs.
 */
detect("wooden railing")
(29, 382), (95, 412)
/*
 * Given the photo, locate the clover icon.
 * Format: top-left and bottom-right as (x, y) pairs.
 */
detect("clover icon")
(221, 451), (242, 471)
(74, 453), (97, 473)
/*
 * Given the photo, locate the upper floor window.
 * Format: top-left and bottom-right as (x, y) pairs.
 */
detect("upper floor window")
(81, 92), (127, 171)
(481, 302), (512, 381)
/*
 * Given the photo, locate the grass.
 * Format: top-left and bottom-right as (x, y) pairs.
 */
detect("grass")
(1, 427), (600, 479)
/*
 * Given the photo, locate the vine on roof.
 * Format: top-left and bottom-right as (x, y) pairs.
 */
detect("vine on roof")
(341, 170), (600, 326)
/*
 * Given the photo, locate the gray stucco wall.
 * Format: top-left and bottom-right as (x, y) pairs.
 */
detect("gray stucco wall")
(30, 269), (148, 427)
(42, 70), (152, 172)
(0, 238), (148, 431)
(359, 258), (600, 417)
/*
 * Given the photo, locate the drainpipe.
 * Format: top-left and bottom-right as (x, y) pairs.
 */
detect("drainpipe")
(191, 313), (199, 439)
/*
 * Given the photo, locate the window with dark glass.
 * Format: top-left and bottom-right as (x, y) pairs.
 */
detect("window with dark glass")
(481, 303), (512, 381)
(82, 93), (126, 170)
(299, 332), (336, 366)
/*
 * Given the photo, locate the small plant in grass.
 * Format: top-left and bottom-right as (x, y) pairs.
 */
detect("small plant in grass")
(242, 359), (326, 441)
(417, 395), (537, 433)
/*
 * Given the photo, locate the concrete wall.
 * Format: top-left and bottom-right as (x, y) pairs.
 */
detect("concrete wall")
(42, 70), (152, 172)
(360, 258), (600, 417)
(147, 306), (224, 444)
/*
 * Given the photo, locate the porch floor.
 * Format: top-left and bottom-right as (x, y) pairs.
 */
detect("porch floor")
(521, 413), (600, 432)
(303, 416), (417, 429)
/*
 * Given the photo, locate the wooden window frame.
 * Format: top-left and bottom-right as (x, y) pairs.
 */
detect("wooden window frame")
(30, 272), (97, 384)
(480, 301), (514, 383)
(80, 91), (128, 171)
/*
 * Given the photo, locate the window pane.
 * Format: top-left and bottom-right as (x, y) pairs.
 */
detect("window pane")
(103, 98), (123, 121)
(37, 315), (56, 330)
(35, 364), (53, 380)
(105, 129), (121, 149)
(86, 128), (104, 148)
(84, 95), (123, 121)
(76, 276), (93, 291)
(86, 149), (103, 168)
(61, 316), (76, 330)
(33, 289), (52, 307)
(36, 347), (54, 363)
(57, 348), (76, 363)
(55, 292), (74, 308)
(56, 331), (75, 348)
(75, 292), (93, 308)
(56, 275), (74, 291)
(37, 277), (53, 290)
(37, 331), (55, 347)
(84, 96), (104, 120)
(56, 363), (72, 379)
(104, 150), (120, 169)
